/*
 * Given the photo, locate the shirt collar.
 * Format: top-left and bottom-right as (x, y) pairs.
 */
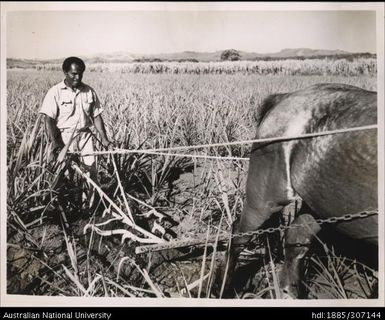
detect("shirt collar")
(59, 80), (84, 91)
(59, 80), (67, 89)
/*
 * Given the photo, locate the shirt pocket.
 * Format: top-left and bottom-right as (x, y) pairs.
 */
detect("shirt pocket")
(58, 98), (75, 118)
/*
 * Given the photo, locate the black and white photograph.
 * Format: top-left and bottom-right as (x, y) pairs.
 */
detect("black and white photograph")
(1, 2), (384, 307)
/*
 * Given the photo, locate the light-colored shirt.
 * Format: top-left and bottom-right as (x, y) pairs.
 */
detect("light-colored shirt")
(39, 80), (103, 131)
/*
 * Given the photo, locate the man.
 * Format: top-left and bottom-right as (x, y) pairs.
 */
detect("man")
(40, 56), (112, 205)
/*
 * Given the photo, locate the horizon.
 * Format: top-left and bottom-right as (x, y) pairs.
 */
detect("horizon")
(6, 47), (376, 62)
(5, 10), (377, 60)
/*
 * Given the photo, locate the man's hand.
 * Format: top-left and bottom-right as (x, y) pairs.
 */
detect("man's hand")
(94, 115), (114, 150)
(101, 138), (115, 149)
(50, 142), (64, 162)
(45, 115), (65, 162)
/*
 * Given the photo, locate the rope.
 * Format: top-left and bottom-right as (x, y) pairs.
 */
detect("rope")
(113, 150), (248, 161)
(75, 124), (377, 158)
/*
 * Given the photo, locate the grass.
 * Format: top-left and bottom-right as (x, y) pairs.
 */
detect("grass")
(6, 69), (378, 298)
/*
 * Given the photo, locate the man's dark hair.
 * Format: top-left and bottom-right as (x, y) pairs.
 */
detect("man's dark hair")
(62, 57), (86, 72)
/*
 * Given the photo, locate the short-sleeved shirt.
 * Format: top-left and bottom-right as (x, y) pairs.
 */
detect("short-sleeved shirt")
(39, 80), (103, 131)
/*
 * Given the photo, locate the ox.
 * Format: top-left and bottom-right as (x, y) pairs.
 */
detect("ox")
(221, 83), (378, 298)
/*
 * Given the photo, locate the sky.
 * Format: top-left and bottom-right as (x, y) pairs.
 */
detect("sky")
(5, 7), (377, 60)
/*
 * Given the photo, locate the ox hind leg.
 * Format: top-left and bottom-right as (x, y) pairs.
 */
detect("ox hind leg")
(279, 214), (321, 298)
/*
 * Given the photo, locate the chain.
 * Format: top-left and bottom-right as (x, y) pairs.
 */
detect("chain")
(135, 210), (378, 254)
(232, 210), (378, 239)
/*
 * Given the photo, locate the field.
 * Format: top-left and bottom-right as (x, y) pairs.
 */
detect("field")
(6, 67), (378, 299)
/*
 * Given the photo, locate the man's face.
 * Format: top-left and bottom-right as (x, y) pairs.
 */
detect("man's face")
(64, 63), (84, 89)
